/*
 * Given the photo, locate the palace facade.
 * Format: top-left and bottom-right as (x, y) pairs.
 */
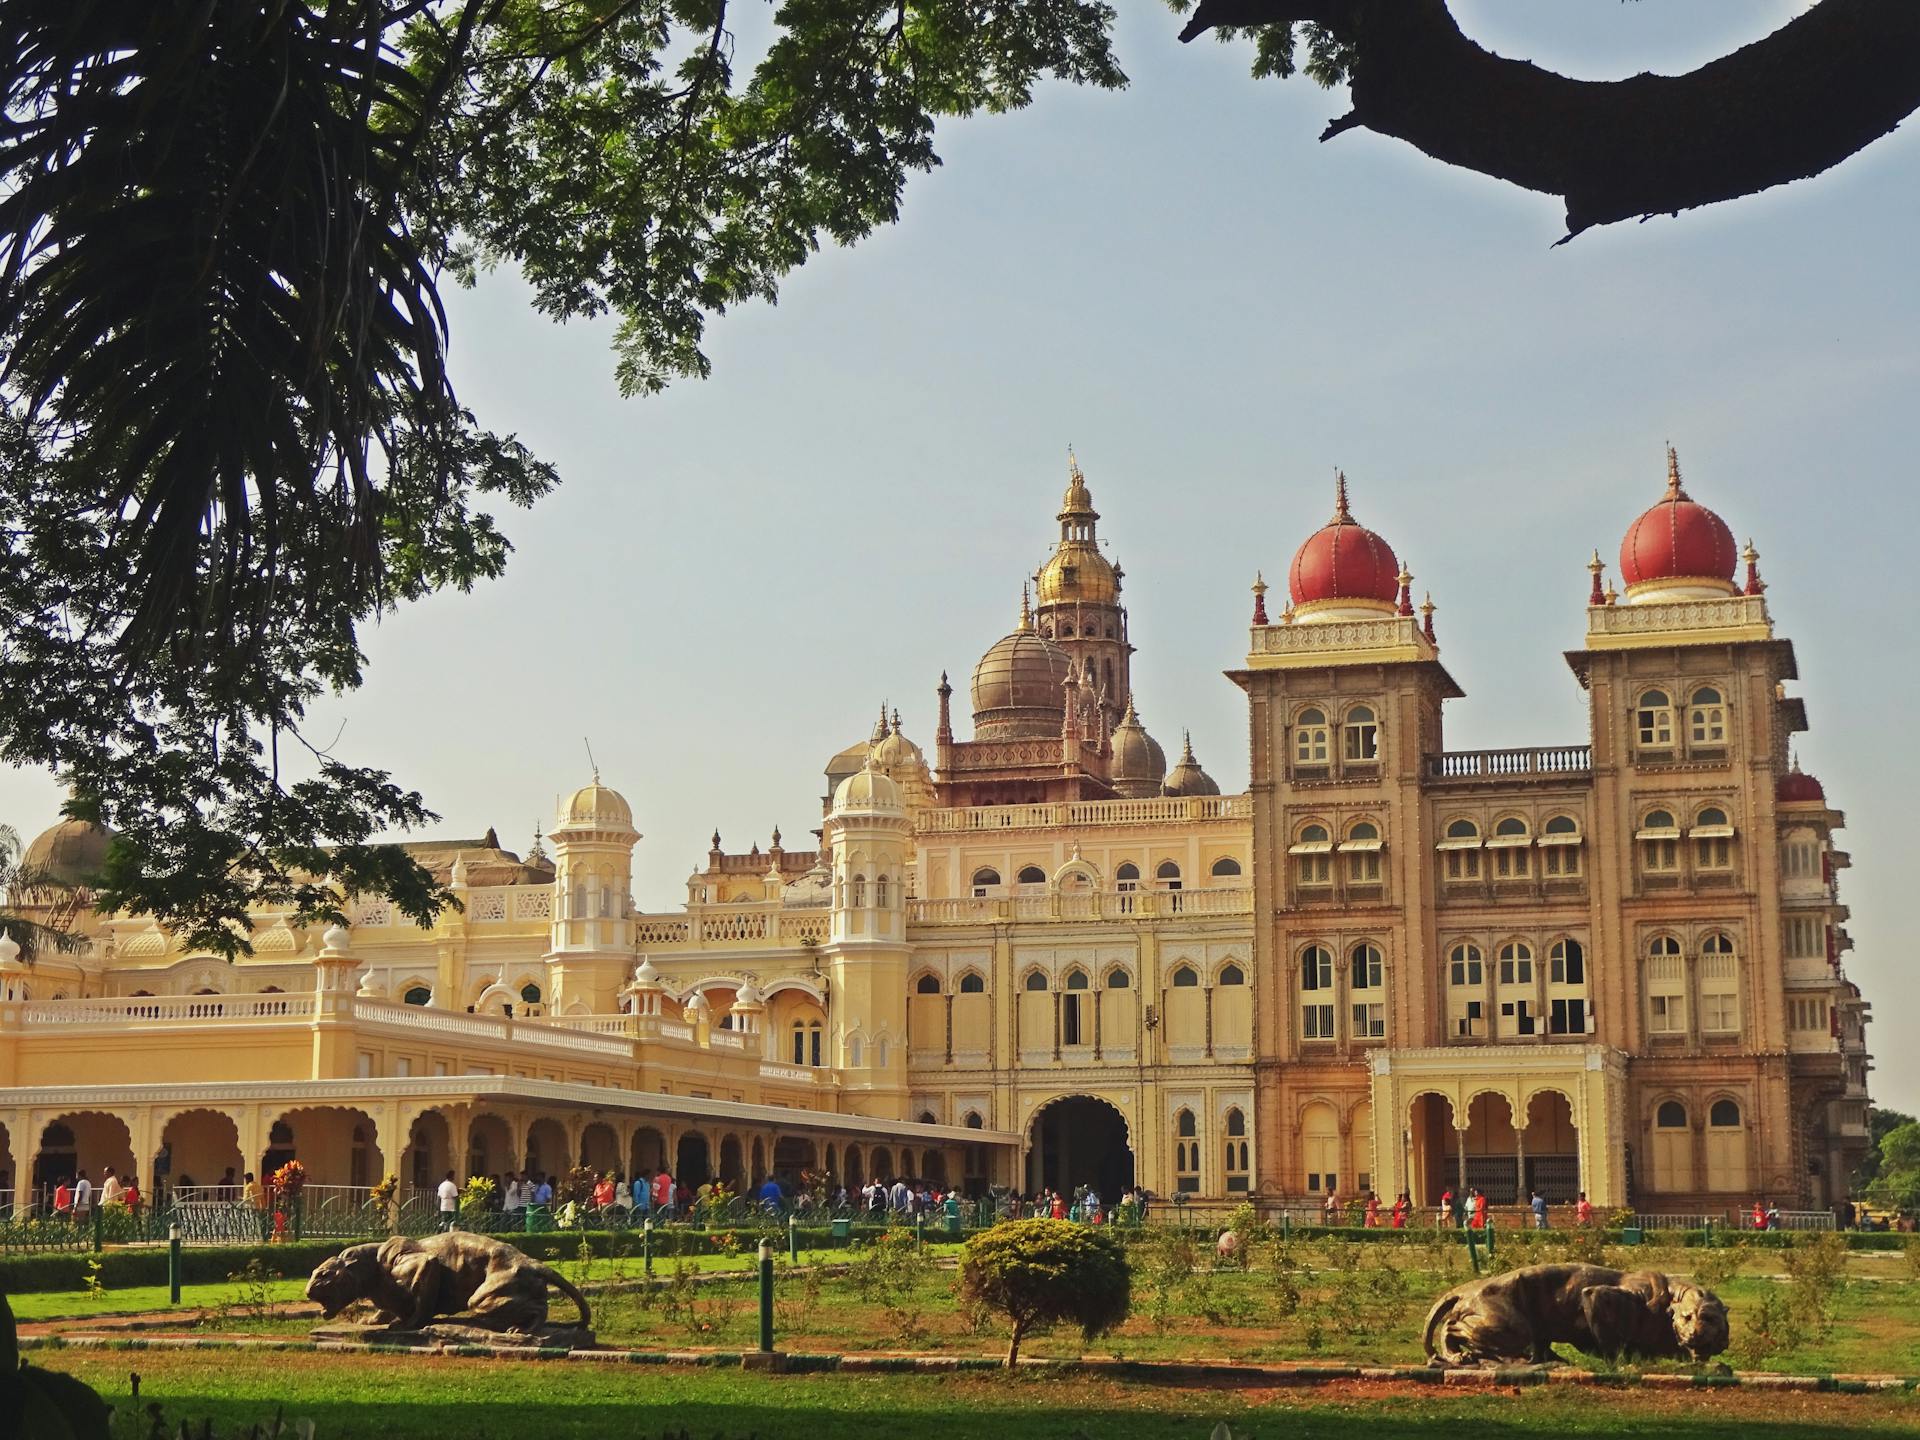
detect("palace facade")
(0, 451), (1873, 1215)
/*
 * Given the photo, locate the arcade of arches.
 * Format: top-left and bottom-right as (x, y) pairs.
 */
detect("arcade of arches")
(1026, 1097), (1134, 1198)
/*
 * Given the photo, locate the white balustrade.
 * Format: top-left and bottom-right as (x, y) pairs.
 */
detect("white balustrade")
(22, 994), (317, 1025)
(917, 793), (1249, 834)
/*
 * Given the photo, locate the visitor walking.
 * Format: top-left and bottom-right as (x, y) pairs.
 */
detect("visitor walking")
(73, 1170), (94, 1219)
(100, 1167), (125, 1209)
(1390, 1192), (1409, 1229)
(437, 1170), (460, 1231)
(1438, 1186), (1453, 1228)
(1574, 1191), (1595, 1227)
(1530, 1189), (1548, 1229)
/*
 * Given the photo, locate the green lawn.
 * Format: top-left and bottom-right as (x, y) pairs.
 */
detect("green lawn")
(29, 1350), (1920, 1440)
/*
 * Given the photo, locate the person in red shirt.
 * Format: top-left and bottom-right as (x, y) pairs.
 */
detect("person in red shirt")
(1752, 1200), (1768, 1231)
(123, 1177), (142, 1213)
(652, 1168), (675, 1218)
(593, 1174), (615, 1210)
(1050, 1191), (1066, 1220)
(1468, 1189), (1487, 1230)
(1364, 1192), (1381, 1228)
(53, 1179), (74, 1219)
(1574, 1191), (1595, 1227)
(1390, 1192), (1409, 1229)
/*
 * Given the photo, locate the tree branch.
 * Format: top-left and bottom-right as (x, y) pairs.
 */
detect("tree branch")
(1180, 0), (1920, 238)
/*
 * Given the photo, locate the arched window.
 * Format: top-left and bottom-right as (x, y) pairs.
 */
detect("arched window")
(1656, 1100), (1689, 1129)
(1647, 935), (1686, 1033)
(1016, 865), (1047, 885)
(851, 873), (867, 907)
(1636, 688), (1675, 749)
(1114, 861), (1140, 888)
(1699, 932), (1739, 1032)
(1497, 940), (1533, 985)
(1350, 942), (1384, 1039)
(1024, 970), (1049, 991)
(849, 1035), (864, 1067)
(1210, 856), (1243, 879)
(1343, 704), (1379, 763)
(1174, 1109), (1200, 1193)
(1224, 1108), (1250, 1192)
(875, 1037), (889, 1067)
(915, 974), (941, 994)
(1638, 809), (1680, 874)
(970, 868), (1000, 897)
(520, 983), (542, 1005)
(876, 874), (890, 907)
(1104, 967), (1131, 989)
(1547, 938), (1587, 1034)
(1442, 819), (1482, 880)
(1293, 823), (1332, 887)
(1689, 686), (1726, 747)
(1294, 707), (1330, 767)
(403, 986), (431, 1006)
(918, 1110), (937, 1125)
(1350, 941), (1383, 990)
(1693, 806), (1733, 870)
(1065, 969), (1089, 990)
(959, 972), (985, 994)
(1542, 814), (1583, 877)
(1218, 962), (1245, 986)
(1447, 943), (1484, 1039)
(1345, 820), (1381, 884)
(1170, 965), (1199, 988)
(964, 1112), (984, 1129)
(1709, 1098), (1741, 1128)
(1155, 860), (1182, 891)
(1491, 816), (1531, 879)
(1299, 945), (1334, 1040)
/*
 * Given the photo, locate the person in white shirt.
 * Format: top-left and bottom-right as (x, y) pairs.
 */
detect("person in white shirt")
(73, 1171), (94, 1216)
(504, 1173), (525, 1212)
(437, 1170), (460, 1231)
(99, 1168), (125, 1208)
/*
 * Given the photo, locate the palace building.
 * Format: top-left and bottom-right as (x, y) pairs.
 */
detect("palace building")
(0, 451), (1873, 1215)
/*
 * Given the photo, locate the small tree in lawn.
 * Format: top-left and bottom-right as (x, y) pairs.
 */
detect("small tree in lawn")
(958, 1218), (1131, 1366)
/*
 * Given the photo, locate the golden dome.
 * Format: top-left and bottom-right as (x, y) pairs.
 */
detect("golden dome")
(970, 593), (1074, 739)
(833, 759), (905, 817)
(1110, 698), (1167, 797)
(1035, 543), (1119, 607)
(21, 816), (112, 889)
(1162, 732), (1220, 797)
(557, 778), (634, 831)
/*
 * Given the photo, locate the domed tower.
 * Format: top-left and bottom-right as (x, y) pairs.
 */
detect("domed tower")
(543, 774), (640, 1015)
(826, 759), (911, 1118)
(1162, 731), (1221, 797)
(1109, 697), (1168, 798)
(1032, 454), (1132, 722)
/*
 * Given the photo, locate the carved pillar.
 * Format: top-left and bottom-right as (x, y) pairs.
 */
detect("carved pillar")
(1514, 1107), (1527, 1203)
(1455, 1124), (1469, 1199)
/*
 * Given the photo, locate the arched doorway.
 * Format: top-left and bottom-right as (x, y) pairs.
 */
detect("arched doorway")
(773, 1136), (815, 1181)
(631, 1127), (667, 1180)
(468, 1114), (513, 1181)
(676, 1132), (711, 1188)
(718, 1135), (745, 1188)
(159, 1110), (244, 1200)
(1406, 1093), (1456, 1205)
(580, 1122), (620, 1176)
(1026, 1097), (1133, 1198)
(525, 1118), (568, 1180)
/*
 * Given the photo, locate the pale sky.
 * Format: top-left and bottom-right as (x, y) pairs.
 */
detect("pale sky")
(5, 2), (1916, 1109)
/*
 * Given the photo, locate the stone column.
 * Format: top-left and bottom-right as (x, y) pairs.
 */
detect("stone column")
(1455, 1124), (1469, 1199)
(1514, 1110), (1527, 1204)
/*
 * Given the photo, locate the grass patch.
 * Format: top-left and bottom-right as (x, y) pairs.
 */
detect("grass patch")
(32, 1350), (1920, 1440)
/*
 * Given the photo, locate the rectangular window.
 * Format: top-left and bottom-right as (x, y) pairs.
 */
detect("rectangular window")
(1642, 838), (1679, 872)
(1549, 998), (1586, 1035)
(1062, 994), (1083, 1046)
(1493, 845), (1530, 879)
(1351, 1002), (1385, 1038)
(1454, 999), (1484, 1039)
(1544, 843), (1583, 877)
(1302, 1003), (1335, 1040)
(1500, 1000), (1536, 1036)
(1445, 849), (1482, 881)
(1649, 993), (1685, 1034)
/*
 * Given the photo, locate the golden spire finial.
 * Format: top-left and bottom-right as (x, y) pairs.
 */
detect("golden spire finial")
(1019, 582), (1033, 630)
(1067, 444), (1082, 485)
(1665, 443), (1686, 499)
(1332, 469), (1352, 523)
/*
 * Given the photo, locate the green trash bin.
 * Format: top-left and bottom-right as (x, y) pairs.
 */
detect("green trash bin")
(1620, 1225), (1643, 1246)
(830, 1217), (851, 1242)
(944, 1214), (963, 1238)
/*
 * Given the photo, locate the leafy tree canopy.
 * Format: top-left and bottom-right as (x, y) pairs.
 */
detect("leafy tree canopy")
(2, 1), (1910, 952)
(1852, 1107), (1916, 1190)
(1864, 1121), (1920, 1215)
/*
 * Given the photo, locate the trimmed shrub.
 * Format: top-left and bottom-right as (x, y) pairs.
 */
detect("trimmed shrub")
(958, 1217), (1131, 1365)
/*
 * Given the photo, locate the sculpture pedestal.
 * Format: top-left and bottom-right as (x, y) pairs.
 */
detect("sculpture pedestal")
(312, 1323), (596, 1351)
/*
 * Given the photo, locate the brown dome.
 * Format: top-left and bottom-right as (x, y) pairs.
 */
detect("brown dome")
(1162, 732), (1220, 797)
(1110, 698), (1167, 798)
(22, 816), (112, 888)
(971, 598), (1073, 740)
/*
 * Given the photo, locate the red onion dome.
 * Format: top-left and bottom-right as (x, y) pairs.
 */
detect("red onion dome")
(1288, 473), (1400, 611)
(1618, 447), (1737, 590)
(1777, 766), (1826, 804)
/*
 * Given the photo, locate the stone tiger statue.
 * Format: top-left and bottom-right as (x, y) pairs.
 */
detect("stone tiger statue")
(306, 1232), (591, 1334)
(1424, 1263), (1728, 1367)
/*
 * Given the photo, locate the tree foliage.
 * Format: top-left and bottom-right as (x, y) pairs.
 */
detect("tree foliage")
(0, 823), (89, 963)
(958, 1217), (1132, 1364)
(1865, 1121), (1920, 1215)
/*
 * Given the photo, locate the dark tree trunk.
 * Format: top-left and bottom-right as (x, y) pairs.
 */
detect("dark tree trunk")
(1178, 0), (1920, 238)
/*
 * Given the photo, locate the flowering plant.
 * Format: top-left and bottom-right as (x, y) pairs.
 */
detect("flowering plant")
(369, 1174), (399, 1207)
(270, 1160), (307, 1199)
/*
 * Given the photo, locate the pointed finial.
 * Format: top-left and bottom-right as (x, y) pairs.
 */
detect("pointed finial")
(1665, 443), (1687, 499)
(1332, 469), (1352, 523)
(1587, 549), (1606, 607)
(1396, 565), (1414, 617)
(1419, 592), (1437, 645)
(1019, 582), (1033, 629)
(1604, 578), (1618, 606)
(771, 825), (782, 847)
(711, 828), (722, 851)
(890, 707), (901, 733)
(937, 669), (950, 694)
(1742, 538), (1765, 596)
(1251, 571), (1269, 625)
(1179, 729), (1197, 764)
(1067, 445), (1082, 484)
